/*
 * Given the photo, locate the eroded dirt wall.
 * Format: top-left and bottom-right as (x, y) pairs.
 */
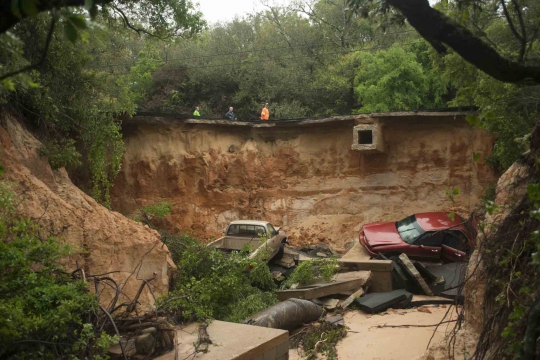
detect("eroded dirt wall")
(111, 116), (496, 248)
(0, 110), (174, 306)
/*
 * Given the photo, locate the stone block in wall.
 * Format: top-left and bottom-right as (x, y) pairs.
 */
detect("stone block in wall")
(351, 123), (384, 153)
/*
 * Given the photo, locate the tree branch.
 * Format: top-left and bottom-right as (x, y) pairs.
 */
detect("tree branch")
(0, 0), (112, 35)
(0, 15), (56, 81)
(112, 5), (166, 39)
(373, 0), (540, 83)
(510, 0), (527, 61)
(500, 0), (526, 61)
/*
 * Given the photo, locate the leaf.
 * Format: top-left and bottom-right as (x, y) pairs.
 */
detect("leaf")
(11, 0), (22, 19)
(68, 14), (87, 30)
(20, 0), (38, 16)
(64, 21), (78, 43)
(448, 212), (456, 221)
(465, 114), (480, 126)
(473, 152), (481, 162)
(2, 78), (16, 91)
(453, 187), (460, 195)
(483, 111), (495, 120)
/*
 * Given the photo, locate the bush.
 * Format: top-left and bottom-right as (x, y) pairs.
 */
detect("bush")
(134, 202), (173, 224)
(39, 139), (82, 170)
(0, 181), (116, 359)
(283, 257), (338, 289)
(158, 233), (277, 322)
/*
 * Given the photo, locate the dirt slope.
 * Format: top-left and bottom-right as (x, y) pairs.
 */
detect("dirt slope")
(0, 110), (175, 306)
(112, 115), (496, 248)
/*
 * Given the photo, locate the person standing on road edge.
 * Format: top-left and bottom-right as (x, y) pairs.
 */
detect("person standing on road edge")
(193, 106), (200, 117)
(225, 106), (236, 121)
(261, 103), (269, 121)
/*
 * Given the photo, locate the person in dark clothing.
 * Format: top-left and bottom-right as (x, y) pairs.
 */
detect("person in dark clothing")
(225, 106), (236, 121)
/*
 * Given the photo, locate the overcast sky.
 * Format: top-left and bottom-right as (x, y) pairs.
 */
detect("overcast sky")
(197, 0), (285, 25)
(197, 0), (440, 25)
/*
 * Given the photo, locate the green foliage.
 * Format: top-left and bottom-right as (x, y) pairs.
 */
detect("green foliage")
(1, 0), (204, 206)
(158, 233), (277, 323)
(0, 181), (115, 359)
(135, 201), (173, 223)
(291, 321), (348, 360)
(283, 257), (338, 289)
(354, 42), (447, 113)
(39, 138), (82, 170)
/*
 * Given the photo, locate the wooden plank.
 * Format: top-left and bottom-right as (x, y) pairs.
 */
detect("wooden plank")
(276, 278), (370, 301)
(398, 254), (433, 296)
(338, 259), (393, 272)
(339, 288), (365, 310)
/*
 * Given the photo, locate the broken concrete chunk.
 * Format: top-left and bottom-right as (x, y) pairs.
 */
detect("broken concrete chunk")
(410, 295), (455, 307)
(243, 298), (324, 330)
(273, 253), (296, 268)
(316, 252), (328, 258)
(339, 288), (365, 310)
(277, 272), (371, 301)
(425, 262), (467, 302)
(356, 289), (413, 314)
(412, 261), (438, 282)
(398, 254), (433, 296)
(323, 315), (344, 327)
(312, 298), (340, 310)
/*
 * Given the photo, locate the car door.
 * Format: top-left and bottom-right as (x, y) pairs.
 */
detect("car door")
(441, 231), (468, 262)
(409, 232), (443, 260)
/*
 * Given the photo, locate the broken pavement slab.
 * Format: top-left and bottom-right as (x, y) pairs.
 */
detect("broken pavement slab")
(398, 254), (433, 296)
(410, 295), (455, 307)
(339, 288), (365, 310)
(154, 321), (289, 360)
(425, 262), (467, 302)
(356, 289), (413, 314)
(277, 272), (371, 301)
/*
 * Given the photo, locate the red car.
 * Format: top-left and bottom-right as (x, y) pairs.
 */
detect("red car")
(359, 212), (477, 262)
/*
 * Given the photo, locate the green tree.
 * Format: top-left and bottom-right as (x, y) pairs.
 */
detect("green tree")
(353, 42), (447, 112)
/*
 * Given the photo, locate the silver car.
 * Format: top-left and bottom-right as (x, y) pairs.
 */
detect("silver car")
(207, 220), (288, 260)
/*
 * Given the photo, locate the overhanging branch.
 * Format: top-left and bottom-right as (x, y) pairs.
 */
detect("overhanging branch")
(0, 0), (112, 35)
(367, 0), (540, 84)
(0, 15), (56, 81)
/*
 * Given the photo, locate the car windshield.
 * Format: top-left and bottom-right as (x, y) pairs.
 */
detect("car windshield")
(395, 215), (426, 244)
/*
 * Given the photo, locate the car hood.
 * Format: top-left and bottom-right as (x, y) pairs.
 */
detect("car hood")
(363, 222), (404, 247)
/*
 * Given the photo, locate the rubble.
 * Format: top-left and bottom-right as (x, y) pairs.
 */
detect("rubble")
(398, 254), (434, 296)
(277, 272), (371, 301)
(355, 289), (413, 314)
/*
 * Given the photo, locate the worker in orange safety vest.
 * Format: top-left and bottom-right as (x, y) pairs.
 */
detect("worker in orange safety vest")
(261, 103), (269, 120)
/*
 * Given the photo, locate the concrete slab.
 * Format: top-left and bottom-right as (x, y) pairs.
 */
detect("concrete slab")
(277, 275), (370, 301)
(341, 241), (371, 261)
(154, 321), (288, 360)
(356, 289), (412, 314)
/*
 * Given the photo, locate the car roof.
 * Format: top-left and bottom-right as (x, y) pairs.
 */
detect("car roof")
(229, 220), (270, 227)
(415, 212), (466, 231)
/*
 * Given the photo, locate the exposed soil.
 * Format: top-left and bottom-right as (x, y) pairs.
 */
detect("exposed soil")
(111, 115), (496, 248)
(290, 306), (459, 360)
